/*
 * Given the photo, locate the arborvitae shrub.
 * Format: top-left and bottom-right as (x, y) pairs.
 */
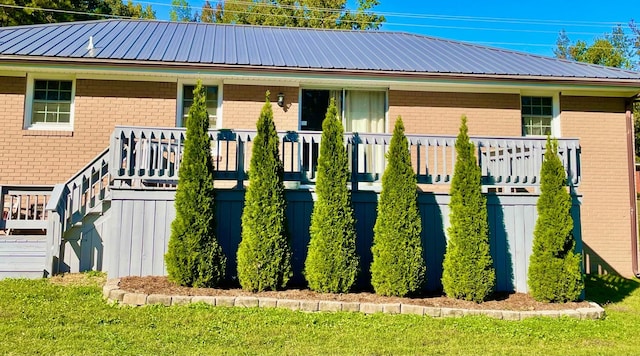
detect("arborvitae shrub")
(370, 117), (425, 297)
(441, 116), (495, 302)
(237, 92), (292, 291)
(304, 98), (359, 293)
(528, 137), (583, 302)
(165, 80), (226, 287)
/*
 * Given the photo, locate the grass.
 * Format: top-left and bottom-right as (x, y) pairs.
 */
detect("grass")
(0, 274), (640, 355)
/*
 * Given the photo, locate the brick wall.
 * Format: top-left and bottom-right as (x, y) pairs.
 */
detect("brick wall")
(223, 85), (299, 131)
(0, 77), (176, 185)
(561, 95), (632, 276)
(388, 91), (522, 136)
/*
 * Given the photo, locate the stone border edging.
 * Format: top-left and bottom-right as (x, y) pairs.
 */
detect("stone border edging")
(102, 279), (605, 320)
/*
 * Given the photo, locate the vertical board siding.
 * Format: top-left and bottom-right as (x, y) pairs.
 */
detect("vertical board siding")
(107, 188), (582, 293)
(0, 236), (47, 279)
(58, 210), (110, 274)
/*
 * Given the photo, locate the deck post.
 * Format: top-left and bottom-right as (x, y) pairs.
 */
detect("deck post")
(351, 133), (359, 192)
(236, 135), (245, 190)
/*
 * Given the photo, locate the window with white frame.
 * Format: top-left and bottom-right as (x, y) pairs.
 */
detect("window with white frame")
(521, 96), (553, 136)
(25, 78), (74, 129)
(300, 88), (387, 133)
(179, 84), (219, 128)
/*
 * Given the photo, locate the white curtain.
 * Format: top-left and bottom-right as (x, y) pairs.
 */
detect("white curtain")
(344, 90), (386, 178)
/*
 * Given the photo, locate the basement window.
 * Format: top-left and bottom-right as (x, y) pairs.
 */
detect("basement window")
(24, 76), (75, 131)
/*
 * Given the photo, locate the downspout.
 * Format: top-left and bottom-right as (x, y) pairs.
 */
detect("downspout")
(625, 99), (640, 278)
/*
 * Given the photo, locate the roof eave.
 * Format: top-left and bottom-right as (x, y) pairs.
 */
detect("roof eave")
(2, 55), (640, 88)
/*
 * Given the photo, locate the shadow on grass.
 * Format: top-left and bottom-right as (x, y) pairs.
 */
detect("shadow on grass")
(585, 274), (640, 305)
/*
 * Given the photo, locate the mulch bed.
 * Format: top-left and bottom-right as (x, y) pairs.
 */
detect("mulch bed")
(119, 276), (591, 311)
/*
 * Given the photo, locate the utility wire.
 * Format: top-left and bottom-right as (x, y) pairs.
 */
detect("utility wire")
(146, 0), (633, 28)
(0, 2), (637, 51)
(0, 3), (135, 19)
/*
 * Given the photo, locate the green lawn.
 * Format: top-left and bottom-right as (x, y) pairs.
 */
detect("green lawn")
(0, 274), (639, 355)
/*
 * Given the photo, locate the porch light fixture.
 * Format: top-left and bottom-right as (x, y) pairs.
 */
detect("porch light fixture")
(277, 93), (285, 107)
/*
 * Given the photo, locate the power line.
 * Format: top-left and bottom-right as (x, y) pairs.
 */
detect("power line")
(0, 1), (637, 52)
(0, 1), (630, 35)
(0, 3), (135, 19)
(144, 0), (632, 28)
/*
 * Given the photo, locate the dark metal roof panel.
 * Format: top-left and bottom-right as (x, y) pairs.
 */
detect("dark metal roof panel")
(2, 19), (640, 80)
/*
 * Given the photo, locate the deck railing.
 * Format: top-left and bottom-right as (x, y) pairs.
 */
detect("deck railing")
(110, 126), (581, 190)
(0, 185), (53, 233)
(45, 148), (110, 275)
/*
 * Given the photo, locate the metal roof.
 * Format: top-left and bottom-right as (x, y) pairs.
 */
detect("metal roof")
(1, 19), (640, 80)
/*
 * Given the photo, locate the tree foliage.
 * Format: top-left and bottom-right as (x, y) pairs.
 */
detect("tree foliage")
(441, 116), (495, 303)
(304, 98), (359, 293)
(169, 0), (193, 22)
(554, 25), (640, 161)
(165, 81), (226, 288)
(528, 137), (583, 302)
(370, 117), (425, 297)
(237, 92), (292, 292)
(0, 0), (154, 26)
(200, 0), (384, 30)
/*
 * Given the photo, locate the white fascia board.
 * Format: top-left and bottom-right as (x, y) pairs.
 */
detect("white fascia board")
(0, 70), (26, 77)
(2, 62), (639, 98)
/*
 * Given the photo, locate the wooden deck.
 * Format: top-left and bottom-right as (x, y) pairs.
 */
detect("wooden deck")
(1, 125), (582, 285)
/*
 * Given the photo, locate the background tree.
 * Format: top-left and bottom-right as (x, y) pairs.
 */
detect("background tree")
(165, 81), (226, 288)
(237, 92), (292, 292)
(554, 25), (634, 69)
(441, 116), (495, 303)
(370, 117), (425, 297)
(528, 137), (583, 302)
(553, 25), (640, 162)
(199, 0), (384, 30)
(304, 98), (359, 293)
(169, 0), (193, 22)
(0, 0), (154, 27)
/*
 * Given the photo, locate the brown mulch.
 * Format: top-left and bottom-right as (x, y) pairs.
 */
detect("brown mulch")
(119, 276), (591, 311)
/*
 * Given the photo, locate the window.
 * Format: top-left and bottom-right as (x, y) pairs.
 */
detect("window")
(25, 78), (74, 130)
(521, 96), (553, 136)
(300, 89), (386, 133)
(300, 88), (387, 178)
(179, 85), (219, 128)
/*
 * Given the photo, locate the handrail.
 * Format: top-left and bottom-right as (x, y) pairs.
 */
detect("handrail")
(110, 125), (581, 191)
(44, 147), (110, 276)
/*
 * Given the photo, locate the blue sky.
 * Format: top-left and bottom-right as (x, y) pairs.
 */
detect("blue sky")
(142, 0), (636, 57)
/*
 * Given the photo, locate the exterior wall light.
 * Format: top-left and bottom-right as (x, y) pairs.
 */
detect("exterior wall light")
(277, 93), (285, 107)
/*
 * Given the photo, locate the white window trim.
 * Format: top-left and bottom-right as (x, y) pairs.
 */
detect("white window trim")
(297, 87), (389, 132)
(176, 79), (223, 129)
(520, 91), (561, 137)
(24, 73), (76, 131)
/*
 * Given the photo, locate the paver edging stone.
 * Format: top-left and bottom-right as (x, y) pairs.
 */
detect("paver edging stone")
(104, 279), (605, 320)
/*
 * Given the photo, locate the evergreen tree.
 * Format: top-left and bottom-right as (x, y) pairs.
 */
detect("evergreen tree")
(441, 116), (495, 302)
(304, 98), (359, 293)
(528, 137), (583, 302)
(370, 117), (425, 297)
(237, 92), (292, 292)
(165, 81), (226, 288)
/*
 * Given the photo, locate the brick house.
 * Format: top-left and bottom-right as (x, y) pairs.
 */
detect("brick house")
(0, 19), (639, 288)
